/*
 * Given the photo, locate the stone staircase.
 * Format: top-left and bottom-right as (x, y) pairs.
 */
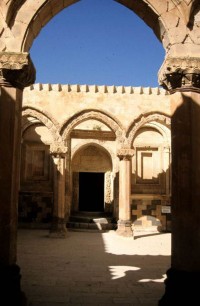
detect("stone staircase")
(67, 211), (117, 232)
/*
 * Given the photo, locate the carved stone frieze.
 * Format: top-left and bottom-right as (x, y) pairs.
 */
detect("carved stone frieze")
(61, 110), (122, 140)
(105, 171), (112, 204)
(158, 56), (200, 93)
(0, 52), (35, 89)
(117, 148), (134, 161)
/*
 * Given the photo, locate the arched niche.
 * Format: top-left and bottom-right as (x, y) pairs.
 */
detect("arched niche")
(132, 126), (167, 190)
(19, 121), (54, 224)
(131, 125), (171, 231)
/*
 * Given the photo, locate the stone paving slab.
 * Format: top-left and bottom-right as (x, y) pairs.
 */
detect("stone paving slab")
(17, 229), (171, 306)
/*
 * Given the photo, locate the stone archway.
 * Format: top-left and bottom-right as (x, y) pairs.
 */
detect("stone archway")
(1, 1), (200, 305)
(71, 144), (113, 214)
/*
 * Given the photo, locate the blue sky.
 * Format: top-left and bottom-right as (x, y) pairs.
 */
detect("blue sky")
(30, 0), (165, 87)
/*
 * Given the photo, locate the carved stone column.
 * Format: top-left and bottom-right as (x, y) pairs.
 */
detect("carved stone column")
(0, 52), (35, 305)
(50, 144), (68, 238)
(116, 148), (134, 237)
(158, 56), (200, 305)
(163, 146), (171, 196)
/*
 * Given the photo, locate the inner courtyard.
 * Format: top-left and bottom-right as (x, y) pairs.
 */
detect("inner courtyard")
(1, 1), (200, 305)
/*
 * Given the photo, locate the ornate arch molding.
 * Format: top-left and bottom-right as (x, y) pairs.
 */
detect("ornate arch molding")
(72, 141), (112, 163)
(21, 0), (79, 52)
(6, 0), (27, 28)
(127, 112), (171, 146)
(71, 140), (118, 174)
(143, 122), (171, 146)
(22, 106), (61, 142)
(116, 0), (163, 43)
(60, 109), (124, 141)
(5, 0), (169, 52)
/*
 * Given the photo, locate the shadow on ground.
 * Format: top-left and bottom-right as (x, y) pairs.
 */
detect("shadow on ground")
(17, 229), (171, 306)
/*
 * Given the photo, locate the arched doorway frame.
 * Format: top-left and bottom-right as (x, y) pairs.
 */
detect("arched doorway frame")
(71, 142), (114, 214)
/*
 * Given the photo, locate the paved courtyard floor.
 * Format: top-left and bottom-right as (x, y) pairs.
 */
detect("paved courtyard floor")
(17, 228), (171, 306)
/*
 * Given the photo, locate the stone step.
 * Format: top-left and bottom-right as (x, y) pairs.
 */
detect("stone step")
(66, 221), (117, 232)
(67, 212), (117, 231)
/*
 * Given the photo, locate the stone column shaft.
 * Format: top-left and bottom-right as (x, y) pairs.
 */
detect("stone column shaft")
(116, 149), (134, 237)
(0, 86), (22, 265)
(170, 91), (200, 270)
(159, 56), (200, 305)
(50, 144), (68, 238)
(163, 146), (171, 196)
(119, 159), (131, 220)
(0, 52), (35, 305)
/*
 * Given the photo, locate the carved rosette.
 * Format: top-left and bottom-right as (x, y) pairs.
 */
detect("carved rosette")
(117, 148), (134, 161)
(50, 143), (68, 158)
(0, 52), (36, 89)
(158, 56), (200, 93)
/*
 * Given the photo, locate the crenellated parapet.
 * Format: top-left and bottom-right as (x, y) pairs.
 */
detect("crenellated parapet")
(27, 83), (168, 95)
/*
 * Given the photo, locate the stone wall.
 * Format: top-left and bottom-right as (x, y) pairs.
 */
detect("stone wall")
(19, 83), (171, 230)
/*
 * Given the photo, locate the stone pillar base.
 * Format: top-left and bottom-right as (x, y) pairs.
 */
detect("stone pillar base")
(116, 220), (133, 237)
(159, 268), (200, 305)
(49, 217), (68, 238)
(0, 264), (27, 306)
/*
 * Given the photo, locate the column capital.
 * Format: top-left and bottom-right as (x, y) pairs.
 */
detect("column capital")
(163, 146), (170, 153)
(0, 52), (35, 89)
(117, 148), (134, 161)
(50, 143), (68, 158)
(158, 56), (200, 94)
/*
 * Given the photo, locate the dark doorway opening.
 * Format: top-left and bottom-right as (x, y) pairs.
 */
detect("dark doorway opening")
(79, 172), (104, 212)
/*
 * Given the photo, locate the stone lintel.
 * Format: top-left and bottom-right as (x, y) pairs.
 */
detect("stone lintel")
(117, 148), (134, 161)
(0, 52), (36, 89)
(158, 56), (200, 93)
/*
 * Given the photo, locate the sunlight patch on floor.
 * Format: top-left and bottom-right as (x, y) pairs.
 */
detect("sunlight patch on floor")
(101, 230), (171, 256)
(139, 274), (166, 283)
(109, 265), (140, 279)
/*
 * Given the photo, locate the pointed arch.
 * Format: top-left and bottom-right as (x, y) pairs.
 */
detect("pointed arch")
(60, 109), (124, 141)
(22, 106), (61, 142)
(127, 112), (171, 146)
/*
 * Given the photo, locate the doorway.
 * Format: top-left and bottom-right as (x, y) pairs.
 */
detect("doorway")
(79, 172), (104, 212)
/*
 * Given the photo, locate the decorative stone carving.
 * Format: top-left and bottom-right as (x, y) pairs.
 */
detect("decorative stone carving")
(50, 143), (68, 158)
(158, 56), (200, 93)
(60, 110), (122, 140)
(117, 148), (134, 161)
(22, 107), (61, 142)
(0, 52), (35, 88)
(105, 171), (112, 204)
(127, 113), (171, 145)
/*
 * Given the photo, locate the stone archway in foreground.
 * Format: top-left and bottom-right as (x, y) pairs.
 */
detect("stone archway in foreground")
(1, 1), (200, 305)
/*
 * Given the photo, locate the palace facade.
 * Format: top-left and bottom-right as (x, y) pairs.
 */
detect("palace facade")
(20, 84), (171, 235)
(1, 1), (200, 305)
